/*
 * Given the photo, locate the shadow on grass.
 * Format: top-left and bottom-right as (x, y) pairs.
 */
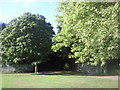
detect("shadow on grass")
(2, 71), (119, 76)
(31, 71), (119, 76)
(31, 73), (75, 76)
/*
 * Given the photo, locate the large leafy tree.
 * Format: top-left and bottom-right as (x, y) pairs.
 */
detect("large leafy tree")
(0, 13), (54, 72)
(52, 2), (119, 66)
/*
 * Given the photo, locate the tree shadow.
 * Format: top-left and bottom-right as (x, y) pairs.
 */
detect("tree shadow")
(31, 71), (119, 76)
(31, 73), (73, 76)
(31, 71), (80, 76)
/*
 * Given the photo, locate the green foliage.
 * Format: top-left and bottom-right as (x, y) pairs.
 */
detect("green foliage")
(32, 61), (42, 66)
(64, 63), (69, 69)
(0, 12), (54, 65)
(52, 2), (119, 66)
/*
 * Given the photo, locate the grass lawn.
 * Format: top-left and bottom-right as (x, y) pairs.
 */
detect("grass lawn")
(1, 73), (118, 88)
(0, 73), (2, 90)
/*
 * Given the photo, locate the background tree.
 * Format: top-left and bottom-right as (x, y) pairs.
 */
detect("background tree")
(2, 23), (6, 30)
(0, 22), (7, 64)
(0, 12), (55, 72)
(52, 2), (119, 66)
(0, 22), (6, 33)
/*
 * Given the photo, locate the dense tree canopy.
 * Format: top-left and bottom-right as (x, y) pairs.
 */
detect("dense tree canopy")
(0, 12), (55, 65)
(52, 2), (119, 66)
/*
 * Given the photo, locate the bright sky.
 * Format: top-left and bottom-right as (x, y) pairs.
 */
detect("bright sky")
(0, 0), (60, 34)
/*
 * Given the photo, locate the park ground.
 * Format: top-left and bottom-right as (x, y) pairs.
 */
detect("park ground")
(1, 71), (119, 88)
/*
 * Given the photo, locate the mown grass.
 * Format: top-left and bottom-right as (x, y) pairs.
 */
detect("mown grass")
(1, 73), (118, 88)
(0, 73), (2, 90)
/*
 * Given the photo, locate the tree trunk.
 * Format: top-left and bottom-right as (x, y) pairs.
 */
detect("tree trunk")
(35, 65), (38, 73)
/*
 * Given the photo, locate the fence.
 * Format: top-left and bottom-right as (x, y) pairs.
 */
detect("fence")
(79, 63), (102, 74)
(0, 64), (33, 73)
